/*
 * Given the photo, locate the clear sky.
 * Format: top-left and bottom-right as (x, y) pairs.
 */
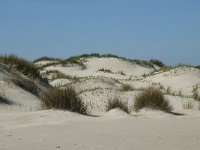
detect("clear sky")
(0, 0), (200, 65)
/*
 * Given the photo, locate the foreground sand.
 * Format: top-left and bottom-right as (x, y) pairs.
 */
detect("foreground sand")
(0, 110), (200, 150)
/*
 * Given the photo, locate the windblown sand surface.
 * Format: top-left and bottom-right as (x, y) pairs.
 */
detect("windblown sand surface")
(0, 110), (200, 150)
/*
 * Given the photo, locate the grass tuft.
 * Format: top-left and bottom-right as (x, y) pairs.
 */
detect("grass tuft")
(41, 87), (87, 114)
(193, 85), (200, 101)
(11, 78), (40, 96)
(98, 68), (113, 73)
(33, 56), (62, 63)
(106, 98), (129, 114)
(0, 55), (46, 82)
(120, 84), (135, 91)
(133, 87), (173, 112)
(183, 102), (194, 109)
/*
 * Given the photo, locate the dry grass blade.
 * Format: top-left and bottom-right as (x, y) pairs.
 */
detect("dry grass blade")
(106, 98), (129, 114)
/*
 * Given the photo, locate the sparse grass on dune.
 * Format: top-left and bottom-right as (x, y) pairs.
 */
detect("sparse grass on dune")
(43, 70), (79, 81)
(98, 68), (113, 73)
(175, 63), (193, 68)
(41, 87), (87, 114)
(65, 58), (86, 69)
(33, 56), (62, 63)
(37, 58), (87, 70)
(0, 55), (47, 82)
(134, 87), (173, 112)
(149, 59), (165, 67)
(36, 53), (158, 70)
(11, 78), (40, 96)
(183, 102), (194, 109)
(106, 98), (129, 114)
(195, 66), (200, 70)
(120, 84), (135, 91)
(193, 85), (200, 101)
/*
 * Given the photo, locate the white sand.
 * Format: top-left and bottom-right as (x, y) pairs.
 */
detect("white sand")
(0, 110), (200, 150)
(43, 57), (155, 79)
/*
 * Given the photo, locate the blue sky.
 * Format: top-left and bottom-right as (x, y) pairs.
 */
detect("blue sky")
(0, 0), (200, 65)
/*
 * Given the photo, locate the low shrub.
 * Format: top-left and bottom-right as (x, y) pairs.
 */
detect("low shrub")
(106, 98), (129, 113)
(41, 88), (87, 114)
(133, 87), (173, 112)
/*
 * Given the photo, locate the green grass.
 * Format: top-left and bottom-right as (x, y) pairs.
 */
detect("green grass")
(134, 87), (173, 112)
(106, 98), (129, 113)
(41, 87), (87, 114)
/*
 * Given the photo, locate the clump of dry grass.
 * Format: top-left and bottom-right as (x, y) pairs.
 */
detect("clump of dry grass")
(12, 78), (39, 96)
(106, 98), (129, 114)
(133, 87), (173, 112)
(183, 102), (194, 109)
(120, 84), (135, 91)
(0, 55), (47, 82)
(193, 85), (200, 101)
(98, 68), (113, 73)
(41, 87), (87, 114)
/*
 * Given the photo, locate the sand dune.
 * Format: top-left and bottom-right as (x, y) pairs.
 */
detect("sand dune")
(0, 55), (200, 150)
